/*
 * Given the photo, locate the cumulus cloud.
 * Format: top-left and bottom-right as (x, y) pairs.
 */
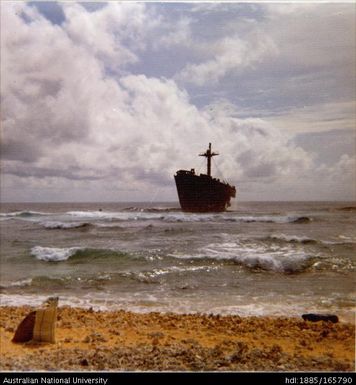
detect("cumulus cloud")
(200, 101), (313, 182)
(1, 3), (207, 199)
(62, 2), (152, 69)
(1, 2), (354, 202)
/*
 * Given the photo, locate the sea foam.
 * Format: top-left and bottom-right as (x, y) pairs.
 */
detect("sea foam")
(31, 246), (81, 262)
(170, 241), (313, 273)
(65, 210), (313, 224)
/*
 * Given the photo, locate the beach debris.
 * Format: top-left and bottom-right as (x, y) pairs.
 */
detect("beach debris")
(11, 311), (36, 343)
(302, 313), (339, 323)
(12, 297), (59, 343)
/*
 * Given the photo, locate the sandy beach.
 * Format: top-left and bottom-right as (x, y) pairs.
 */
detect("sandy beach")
(0, 306), (354, 371)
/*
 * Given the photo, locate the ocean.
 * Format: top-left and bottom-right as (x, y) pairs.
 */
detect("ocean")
(0, 201), (355, 322)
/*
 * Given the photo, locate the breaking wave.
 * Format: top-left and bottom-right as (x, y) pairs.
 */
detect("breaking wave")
(0, 211), (51, 218)
(40, 221), (92, 230)
(66, 210), (165, 221)
(268, 233), (317, 244)
(65, 210), (313, 224)
(169, 241), (315, 273)
(291, 216), (312, 224)
(30, 246), (140, 263)
(227, 215), (312, 224)
(31, 246), (82, 261)
(267, 233), (356, 247)
(122, 206), (180, 213)
(0, 207), (313, 224)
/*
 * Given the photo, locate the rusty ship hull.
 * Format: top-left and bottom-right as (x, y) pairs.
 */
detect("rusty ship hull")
(174, 143), (236, 213)
(174, 170), (236, 212)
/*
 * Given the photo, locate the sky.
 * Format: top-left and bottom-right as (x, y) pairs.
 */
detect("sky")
(1, 1), (355, 202)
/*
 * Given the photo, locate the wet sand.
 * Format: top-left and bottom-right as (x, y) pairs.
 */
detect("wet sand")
(0, 306), (354, 371)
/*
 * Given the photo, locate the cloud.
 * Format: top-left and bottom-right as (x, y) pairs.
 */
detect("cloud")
(262, 100), (356, 135)
(200, 101), (313, 182)
(1, 3), (208, 198)
(177, 31), (277, 86)
(1, 2), (354, 202)
(293, 128), (355, 166)
(176, 2), (355, 105)
(154, 16), (192, 49)
(2, 162), (103, 181)
(62, 2), (152, 69)
(263, 3), (355, 74)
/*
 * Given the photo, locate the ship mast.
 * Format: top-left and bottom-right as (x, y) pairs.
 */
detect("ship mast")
(199, 143), (219, 177)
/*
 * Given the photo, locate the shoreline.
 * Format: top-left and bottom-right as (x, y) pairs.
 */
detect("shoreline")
(0, 306), (354, 371)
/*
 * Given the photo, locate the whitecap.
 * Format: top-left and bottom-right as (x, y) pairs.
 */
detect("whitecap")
(30, 246), (80, 262)
(231, 215), (311, 224)
(270, 233), (316, 244)
(0, 210), (51, 218)
(170, 241), (313, 273)
(40, 221), (91, 229)
(67, 210), (160, 221)
(67, 211), (121, 220)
